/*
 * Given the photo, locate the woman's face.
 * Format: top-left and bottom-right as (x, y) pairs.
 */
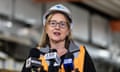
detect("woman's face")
(46, 13), (70, 42)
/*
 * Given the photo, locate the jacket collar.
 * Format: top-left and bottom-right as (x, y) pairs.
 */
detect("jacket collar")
(39, 41), (79, 53)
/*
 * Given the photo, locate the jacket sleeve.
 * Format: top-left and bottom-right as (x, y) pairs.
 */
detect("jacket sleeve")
(84, 49), (96, 72)
(21, 48), (41, 72)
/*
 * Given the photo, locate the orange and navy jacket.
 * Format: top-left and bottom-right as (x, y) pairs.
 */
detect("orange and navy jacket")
(22, 42), (96, 72)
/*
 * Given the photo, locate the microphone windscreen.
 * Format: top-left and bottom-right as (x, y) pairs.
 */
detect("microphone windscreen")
(29, 48), (40, 58)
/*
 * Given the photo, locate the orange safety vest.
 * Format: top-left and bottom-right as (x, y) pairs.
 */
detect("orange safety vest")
(39, 45), (85, 72)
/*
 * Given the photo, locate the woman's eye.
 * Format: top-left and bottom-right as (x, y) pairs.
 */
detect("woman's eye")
(62, 23), (65, 26)
(60, 22), (66, 27)
(51, 22), (56, 25)
(60, 23), (64, 26)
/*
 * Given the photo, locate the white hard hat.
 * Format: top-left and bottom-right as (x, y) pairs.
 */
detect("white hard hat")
(43, 4), (73, 29)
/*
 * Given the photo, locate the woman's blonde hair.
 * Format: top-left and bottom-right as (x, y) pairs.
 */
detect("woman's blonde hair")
(38, 11), (73, 49)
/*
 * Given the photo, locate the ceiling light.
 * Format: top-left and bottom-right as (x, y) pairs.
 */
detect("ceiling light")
(6, 21), (13, 28)
(26, 19), (37, 24)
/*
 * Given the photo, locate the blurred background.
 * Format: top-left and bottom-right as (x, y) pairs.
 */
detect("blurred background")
(0, 0), (120, 72)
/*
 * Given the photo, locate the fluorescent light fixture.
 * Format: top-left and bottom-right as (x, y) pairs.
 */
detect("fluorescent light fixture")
(17, 28), (29, 36)
(0, 51), (8, 59)
(6, 21), (13, 28)
(26, 19), (37, 24)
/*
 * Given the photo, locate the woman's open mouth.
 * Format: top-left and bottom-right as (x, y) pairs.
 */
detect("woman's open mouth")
(53, 32), (61, 36)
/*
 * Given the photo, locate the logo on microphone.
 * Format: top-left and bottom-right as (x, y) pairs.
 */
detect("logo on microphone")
(25, 57), (41, 68)
(63, 58), (72, 64)
(63, 58), (74, 71)
(44, 52), (61, 66)
(26, 57), (31, 68)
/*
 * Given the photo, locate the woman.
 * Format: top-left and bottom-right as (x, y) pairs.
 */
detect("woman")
(22, 4), (96, 72)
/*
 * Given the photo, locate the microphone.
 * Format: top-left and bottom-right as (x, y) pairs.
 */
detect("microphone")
(26, 57), (41, 68)
(44, 49), (61, 66)
(63, 52), (74, 72)
(44, 49), (61, 72)
(25, 48), (45, 72)
(29, 48), (44, 58)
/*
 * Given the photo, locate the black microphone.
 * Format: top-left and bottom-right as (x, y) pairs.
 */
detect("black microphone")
(29, 48), (44, 58)
(63, 52), (74, 72)
(26, 57), (41, 68)
(44, 49), (61, 72)
(44, 49), (61, 66)
(25, 48), (45, 72)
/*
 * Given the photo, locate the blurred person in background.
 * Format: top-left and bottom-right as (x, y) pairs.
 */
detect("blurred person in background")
(22, 4), (96, 72)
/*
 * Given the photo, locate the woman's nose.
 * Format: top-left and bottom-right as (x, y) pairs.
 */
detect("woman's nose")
(55, 23), (61, 29)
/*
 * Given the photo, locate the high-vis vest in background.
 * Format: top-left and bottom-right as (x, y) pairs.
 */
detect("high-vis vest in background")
(39, 45), (85, 72)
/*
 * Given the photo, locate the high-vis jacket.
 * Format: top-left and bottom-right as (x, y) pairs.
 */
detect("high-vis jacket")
(22, 42), (96, 72)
